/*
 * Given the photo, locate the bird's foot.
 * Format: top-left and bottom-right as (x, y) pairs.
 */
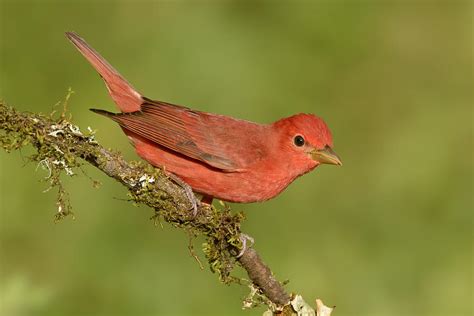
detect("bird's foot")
(166, 172), (200, 216)
(236, 233), (255, 258)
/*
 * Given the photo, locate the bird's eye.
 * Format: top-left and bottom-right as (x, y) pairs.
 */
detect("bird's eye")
(294, 135), (305, 147)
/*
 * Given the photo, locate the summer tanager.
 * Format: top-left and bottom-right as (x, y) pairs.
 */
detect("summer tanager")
(66, 32), (341, 204)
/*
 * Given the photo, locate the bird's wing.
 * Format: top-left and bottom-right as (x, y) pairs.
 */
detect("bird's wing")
(93, 99), (264, 171)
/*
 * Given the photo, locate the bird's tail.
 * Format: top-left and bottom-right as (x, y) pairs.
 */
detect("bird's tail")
(66, 32), (143, 113)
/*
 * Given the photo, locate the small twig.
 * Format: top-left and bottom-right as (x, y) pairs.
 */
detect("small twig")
(187, 230), (204, 270)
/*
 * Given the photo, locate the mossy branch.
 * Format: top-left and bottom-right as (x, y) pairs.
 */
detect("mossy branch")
(0, 100), (333, 315)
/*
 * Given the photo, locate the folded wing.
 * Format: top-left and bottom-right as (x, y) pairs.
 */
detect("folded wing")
(92, 98), (265, 171)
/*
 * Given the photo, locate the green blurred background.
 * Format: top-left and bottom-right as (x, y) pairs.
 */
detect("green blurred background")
(0, 1), (472, 316)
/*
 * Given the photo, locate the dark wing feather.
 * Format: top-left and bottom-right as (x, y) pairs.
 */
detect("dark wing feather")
(92, 99), (240, 171)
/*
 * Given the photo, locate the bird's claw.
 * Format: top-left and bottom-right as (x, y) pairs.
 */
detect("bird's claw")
(167, 172), (200, 216)
(236, 233), (255, 258)
(183, 184), (200, 216)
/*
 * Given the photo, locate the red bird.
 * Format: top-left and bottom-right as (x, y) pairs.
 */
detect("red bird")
(66, 32), (341, 205)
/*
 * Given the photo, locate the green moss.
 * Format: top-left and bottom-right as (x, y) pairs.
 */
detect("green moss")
(1, 92), (113, 224)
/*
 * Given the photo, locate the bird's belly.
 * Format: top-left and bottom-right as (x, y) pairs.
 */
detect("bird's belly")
(132, 136), (294, 203)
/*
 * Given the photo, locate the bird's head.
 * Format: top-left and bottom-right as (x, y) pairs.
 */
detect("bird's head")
(272, 114), (342, 171)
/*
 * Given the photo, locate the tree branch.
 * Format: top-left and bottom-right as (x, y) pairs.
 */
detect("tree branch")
(0, 100), (331, 315)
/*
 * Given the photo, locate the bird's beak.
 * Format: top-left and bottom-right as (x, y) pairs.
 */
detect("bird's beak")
(311, 146), (342, 166)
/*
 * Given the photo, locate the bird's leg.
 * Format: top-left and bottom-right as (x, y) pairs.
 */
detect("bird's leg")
(236, 233), (255, 258)
(165, 172), (200, 216)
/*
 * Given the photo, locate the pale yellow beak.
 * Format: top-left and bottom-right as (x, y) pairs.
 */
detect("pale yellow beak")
(311, 146), (342, 166)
